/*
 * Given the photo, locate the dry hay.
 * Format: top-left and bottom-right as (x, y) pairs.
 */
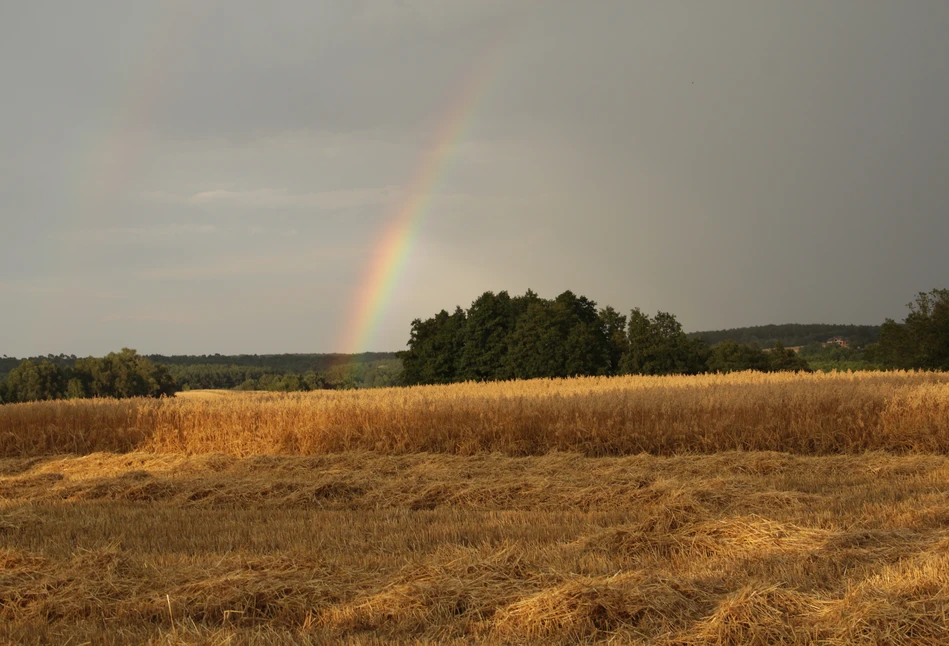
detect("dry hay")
(675, 584), (823, 645)
(493, 573), (706, 642)
(2, 451), (949, 642)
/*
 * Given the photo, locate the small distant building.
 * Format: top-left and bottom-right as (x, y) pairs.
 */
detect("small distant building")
(825, 337), (849, 348)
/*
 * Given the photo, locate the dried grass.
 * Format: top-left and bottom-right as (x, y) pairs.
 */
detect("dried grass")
(3, 451), (949, 642)
(3, 371), (949, 642)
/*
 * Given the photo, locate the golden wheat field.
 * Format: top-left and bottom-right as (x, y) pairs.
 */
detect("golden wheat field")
(3, 371), (949, 644)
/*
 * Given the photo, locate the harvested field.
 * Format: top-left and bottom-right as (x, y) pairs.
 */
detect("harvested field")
(4, 451), (949, 643)
(3, 371), (949, 643)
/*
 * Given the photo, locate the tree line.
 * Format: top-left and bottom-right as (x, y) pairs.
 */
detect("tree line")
(0, 348), (177, 404)
(165, 364), (328, 392)
(397, 290), (811, 385)
(689, 323), (881, 349)
(871, 289), (949, 370)
(147, 352), (396, 373)
(155, 353), (401, 391)
(398, 288), (949, 385)
(3, 289), (944, 400)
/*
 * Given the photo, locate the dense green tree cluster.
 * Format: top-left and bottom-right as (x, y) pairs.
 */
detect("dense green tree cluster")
(869, 289), (949, 370)
(0, 349), (177, 404)
(0, 353), (76, 380)
(398, 290), (813, 385)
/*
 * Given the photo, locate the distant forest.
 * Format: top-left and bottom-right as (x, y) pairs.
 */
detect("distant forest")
(2, 289), (945, 402)
(148, 352), (400, 391)
(0, 352), (400, 403)
(398, 289), (811, 385)
(399, 288), (948, 385)
(688, 324), (881, 349)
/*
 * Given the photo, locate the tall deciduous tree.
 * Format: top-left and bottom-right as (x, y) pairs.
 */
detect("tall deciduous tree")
(620, 309), (707, 375)
(1, 359), (67, 402)
(706, 340), (772, 373)
(768, 342), (812, 373)
(398, 308), (467, 385)
(599, 306), (629, 375)
(457, 291), (514, 382)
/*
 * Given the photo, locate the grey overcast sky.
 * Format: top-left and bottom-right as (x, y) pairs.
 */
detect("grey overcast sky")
(2, 1), (948, 357)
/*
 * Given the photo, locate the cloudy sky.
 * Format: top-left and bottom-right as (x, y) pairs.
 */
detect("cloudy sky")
(2, 1), (948, 357)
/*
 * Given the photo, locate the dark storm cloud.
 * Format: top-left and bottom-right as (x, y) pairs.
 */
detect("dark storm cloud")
(1, 1), (948, 355)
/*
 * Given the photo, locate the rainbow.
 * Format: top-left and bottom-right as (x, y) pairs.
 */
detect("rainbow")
(339, 44), (510, 354)
(72, 6), (193, 220)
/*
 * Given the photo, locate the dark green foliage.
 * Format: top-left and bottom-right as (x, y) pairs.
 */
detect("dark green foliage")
(874, 289), (949, 370)
(798, 342), (877, 372)
(456, 291), (517, 381)
(0, 353), (76, 382)
(689, 323), (881, 349)
(558, 291), (610, 377)
(599, 306), (629, 375)
(1, 352), (401, 396)
(398, 290), (836, 385)
(150, 352), (400, 391)
(167, 364), (286, 390)
(506, 291), (609, 379)
(323, 360), (401, 389)
(402, 291), (713, 385)
(399, 308), (467, 385)
(619, 310), (708, 376)
(1, 360), (67, 403)
(706, 340), (773, 374)
(0, 349), (177, 403)
(399, 290), (617, 385)
(145, 352), (396, 374)
(703, 339), (812, 374)
(768, 342), (813, 373)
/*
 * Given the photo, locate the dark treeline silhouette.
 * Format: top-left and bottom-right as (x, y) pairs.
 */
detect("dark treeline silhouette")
(870, 289), (949, 371)
(0, 352), (402, 399)
(0, 348), (177, 404)
(398, 290), (812, 385)
(3, 289), (943, 399)
(147, 352), (395, 373)
(164, 364), (332, 392)
(689, 323), (881, 349)
(151, 353), (401, 391)
(793, 290), (949, 372)
(0, 353), (75, 378)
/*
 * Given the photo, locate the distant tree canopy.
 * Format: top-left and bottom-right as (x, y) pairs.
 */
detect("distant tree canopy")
(870, 289), (949, 370)
(398, 290), (813, 385)
(0, 353), (402, 398)
(146, 352), (396, 374)
(151, 353), (401, 391)
(689, 324), (881, 349)
(0, 349), (177, 404)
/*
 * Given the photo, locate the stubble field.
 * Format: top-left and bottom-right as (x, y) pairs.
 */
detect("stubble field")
(2, 371), (949, 644)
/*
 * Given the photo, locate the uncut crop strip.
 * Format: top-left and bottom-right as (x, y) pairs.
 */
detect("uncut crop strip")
(2, 371), (949, 458)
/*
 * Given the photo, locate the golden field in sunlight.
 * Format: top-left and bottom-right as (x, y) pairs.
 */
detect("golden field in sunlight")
(3, 372), (949, 643)
(6, 451), (949, 644)
(1, 371), (949, 458)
